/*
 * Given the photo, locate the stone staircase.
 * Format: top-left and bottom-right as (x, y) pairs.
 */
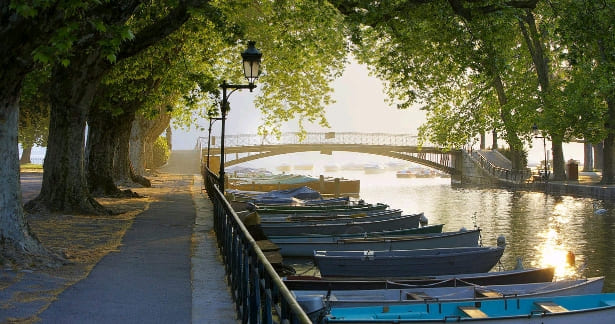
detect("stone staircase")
(159, 150), (201, 175)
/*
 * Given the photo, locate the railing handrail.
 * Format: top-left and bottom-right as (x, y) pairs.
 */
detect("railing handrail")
(204, 167), (311, 323)
(198, 132), (427, 148)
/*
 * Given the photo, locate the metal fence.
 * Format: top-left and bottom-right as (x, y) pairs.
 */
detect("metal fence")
(204, 168), (311, 324)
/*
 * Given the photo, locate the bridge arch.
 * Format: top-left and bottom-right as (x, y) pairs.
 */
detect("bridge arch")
(200, 132), (462, 175)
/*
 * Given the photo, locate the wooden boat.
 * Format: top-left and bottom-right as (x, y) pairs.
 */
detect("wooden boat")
(271, 228), (481, 257)
(293, 277), (605, 308)
(284, 267), (556, 291)
(259, 209), (403, 223)
(260, 213), (422, 237)
(254, 202), (389, 215)
(322, 292), (615, 323)
(314, 246), (505, 278)
(267, 224), (444, 240)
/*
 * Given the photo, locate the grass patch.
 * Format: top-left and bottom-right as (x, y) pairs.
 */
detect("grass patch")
(19, 164), (43, 171)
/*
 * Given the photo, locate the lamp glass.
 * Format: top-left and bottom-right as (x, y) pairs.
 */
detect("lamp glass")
(241, 41), (262, 84)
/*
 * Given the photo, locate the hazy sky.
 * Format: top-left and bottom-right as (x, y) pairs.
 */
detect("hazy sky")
(172, 59), (584, 166)
(173, 60), (427, 147)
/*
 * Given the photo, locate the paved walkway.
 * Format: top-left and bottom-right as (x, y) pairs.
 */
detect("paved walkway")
(6, 171), (236, 323)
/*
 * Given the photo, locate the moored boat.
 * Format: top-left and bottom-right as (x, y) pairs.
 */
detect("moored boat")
(322, 292), (615, 323)
(314, 246), (505, 278)
(260, 213), (422, 236)
(283, 267), (556, 290)
(267, 224), (444, 240)
(271, 228), (481, 257)
(259, 209), (404, 223)
(293, 276), (605, 308)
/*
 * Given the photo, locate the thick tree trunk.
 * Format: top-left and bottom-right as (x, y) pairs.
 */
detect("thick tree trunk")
(130, 112), (171, 175)
(0, 86), (48, 259)
(86, 105), (124, 196)
(594, 142), (604, 170)
(601, 98), (615, 184)
(26, 53), (109, 214)
(583, 142), (593, 172)
(20, 145), (32, 165)
(551, 137), (566, 181)
(114, 117), (135, 183)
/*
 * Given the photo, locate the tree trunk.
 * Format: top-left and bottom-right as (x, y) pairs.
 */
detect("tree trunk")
(601, 97), (615, 184)
(583, 142), (593, 172)
(594, 142), (604, 170)
(492, 130), (498, 150)
(166, 126), (172, 151)
(86, 105), (125, 196)
(551, 137), (566, 181)
(25, 53), (109, 214)
(130, 111), (171, 175)
(0, 85), (48, 259)
(20, 145), (32, 165)
(113, 114), (136, 183)
(480, 132), (485, 150)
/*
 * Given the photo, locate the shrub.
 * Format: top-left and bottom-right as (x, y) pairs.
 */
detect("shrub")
(152, 136), (170, 168)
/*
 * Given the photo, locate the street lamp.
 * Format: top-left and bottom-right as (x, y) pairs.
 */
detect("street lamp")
(218, 41), (263, 190)
(532, 124), (549, 181)
(206, 115), (223, 168)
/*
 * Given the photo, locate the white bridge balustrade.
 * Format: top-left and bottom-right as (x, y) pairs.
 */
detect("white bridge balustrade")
(198, 132), (462, 176)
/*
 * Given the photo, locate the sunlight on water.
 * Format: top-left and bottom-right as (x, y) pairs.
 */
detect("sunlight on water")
(250, 153), (615, 292)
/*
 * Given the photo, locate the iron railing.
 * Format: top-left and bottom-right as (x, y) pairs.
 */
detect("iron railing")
(204, 168), (311, 324)
(470, 151), (532, 183)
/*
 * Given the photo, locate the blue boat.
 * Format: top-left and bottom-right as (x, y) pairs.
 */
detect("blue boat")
(323, 292), (615, 323)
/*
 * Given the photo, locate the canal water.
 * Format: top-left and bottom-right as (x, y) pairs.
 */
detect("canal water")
(270, 167), (615, 293)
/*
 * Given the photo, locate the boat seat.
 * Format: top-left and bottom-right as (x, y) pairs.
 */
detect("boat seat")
(475, 289), (503, 298)
(601, 300), (615, 306)
(406, 292), (430, 300)
(535, 301), (569, 313)
(458, 306), (488, 318)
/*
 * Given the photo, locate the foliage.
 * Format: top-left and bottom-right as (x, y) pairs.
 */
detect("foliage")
(214, 0), (348, 137)
(19, 68), (51, 148)
(151, 136), (170, 168)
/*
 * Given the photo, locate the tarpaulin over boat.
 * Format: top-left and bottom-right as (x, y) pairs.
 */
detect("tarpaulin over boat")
(253, 186), (322, 201)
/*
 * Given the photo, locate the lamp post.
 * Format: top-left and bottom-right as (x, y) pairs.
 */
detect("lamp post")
(532, 124), (549, 181)
(206, 116), (223, 168)
(218, 41), (263, 190)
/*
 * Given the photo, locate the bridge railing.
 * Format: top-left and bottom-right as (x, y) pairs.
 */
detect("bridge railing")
(471, 151), (532, 183)
(200, 132), (424, 148)
(204, 167), (311, 324)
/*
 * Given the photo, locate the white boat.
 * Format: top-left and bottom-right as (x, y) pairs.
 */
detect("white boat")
(294, 276), (605, 308)
(321, 292), (615, 323)
(363, 163), (386, 174)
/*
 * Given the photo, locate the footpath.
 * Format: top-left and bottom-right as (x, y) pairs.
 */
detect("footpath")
(2, 153), (237, 323)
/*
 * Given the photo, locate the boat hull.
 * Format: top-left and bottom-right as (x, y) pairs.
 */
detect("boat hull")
(260, 213), (421, 236)
(284, 267), (556, 290)
(294, 277), (605, 308)
(323, 292), (615, 323)
(272, 229), (481, 257)
(314, 246), (505, 278)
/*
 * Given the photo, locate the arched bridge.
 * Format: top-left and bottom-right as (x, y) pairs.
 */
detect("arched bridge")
(199, 132), (463, 175)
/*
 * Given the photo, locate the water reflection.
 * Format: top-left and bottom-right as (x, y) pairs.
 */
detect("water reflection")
(282, 169), (615, 292)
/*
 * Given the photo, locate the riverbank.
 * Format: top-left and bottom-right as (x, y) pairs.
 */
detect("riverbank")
(516, 171), (615, 200)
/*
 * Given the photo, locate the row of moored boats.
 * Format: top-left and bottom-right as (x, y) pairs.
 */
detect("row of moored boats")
(230, 186), (614, 323)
